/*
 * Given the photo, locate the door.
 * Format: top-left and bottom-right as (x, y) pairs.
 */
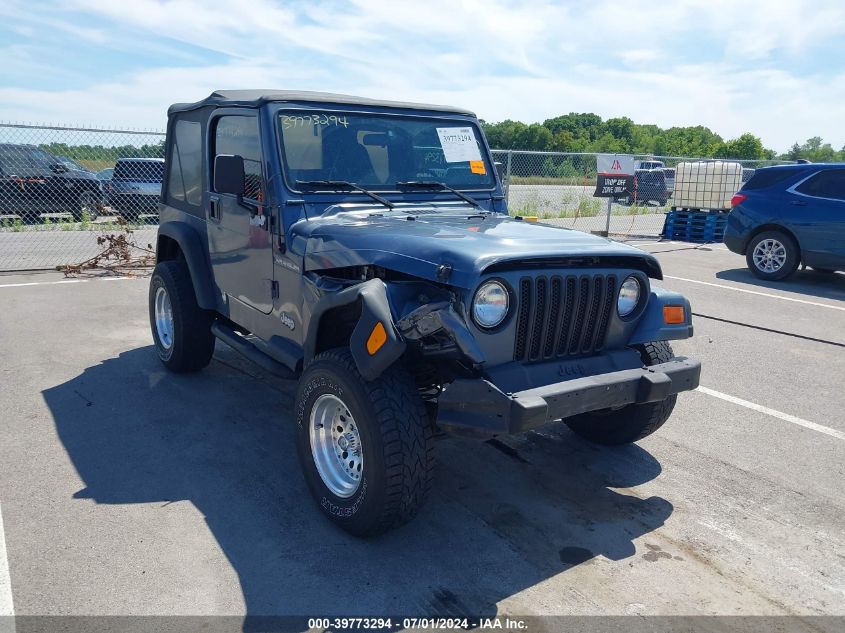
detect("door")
(207, 113), (274, 314)
(787, 168), (845, 266)
(0, 145), (57, 218)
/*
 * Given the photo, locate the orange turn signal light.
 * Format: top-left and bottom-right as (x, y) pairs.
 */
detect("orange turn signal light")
(366, 322), (388, 355)
(663, 305), (686, 325)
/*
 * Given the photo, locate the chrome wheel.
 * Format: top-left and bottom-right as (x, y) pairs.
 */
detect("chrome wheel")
(309, 394), (363, 498)
(154, 286), (174, 350)
(752, 238), (787, 273)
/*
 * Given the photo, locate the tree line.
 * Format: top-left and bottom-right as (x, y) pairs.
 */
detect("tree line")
(481, 113), (845, 162)
(40, 140), (165, 162)
(34, 122), (844, 165)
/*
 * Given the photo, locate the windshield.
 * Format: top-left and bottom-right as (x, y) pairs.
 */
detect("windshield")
(278, 111), (495, 191)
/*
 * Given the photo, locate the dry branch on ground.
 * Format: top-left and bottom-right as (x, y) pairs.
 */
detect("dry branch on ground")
(59, 220), (155, 276)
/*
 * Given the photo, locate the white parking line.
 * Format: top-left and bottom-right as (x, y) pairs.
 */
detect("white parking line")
(697, 386), (845, 441)
(0, 277), (137, 289)
(664, 275), (845, 311)
(0, 504), (14, 617)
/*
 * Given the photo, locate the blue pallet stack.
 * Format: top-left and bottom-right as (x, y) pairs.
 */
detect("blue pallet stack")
(662, 209), (729, 243)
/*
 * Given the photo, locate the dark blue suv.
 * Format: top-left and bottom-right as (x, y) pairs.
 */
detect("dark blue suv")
(724, 163), (845, 280)
(148, 90), (701, 535)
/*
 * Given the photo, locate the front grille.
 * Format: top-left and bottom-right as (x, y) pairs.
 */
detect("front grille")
(513, 274), (617, 362)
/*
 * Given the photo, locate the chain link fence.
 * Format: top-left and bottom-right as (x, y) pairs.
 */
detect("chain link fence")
(491, 149), (793, 239)
(0, 123), (164, 271)
(0, 122), (795, 271)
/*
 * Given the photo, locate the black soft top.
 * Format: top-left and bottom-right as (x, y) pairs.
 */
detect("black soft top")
(168, 90), (476, 117)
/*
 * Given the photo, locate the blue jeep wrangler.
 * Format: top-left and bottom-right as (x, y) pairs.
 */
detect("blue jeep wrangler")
(150, 90), (700, 535)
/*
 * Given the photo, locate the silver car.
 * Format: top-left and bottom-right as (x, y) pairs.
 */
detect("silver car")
(106, 157), (164, 220)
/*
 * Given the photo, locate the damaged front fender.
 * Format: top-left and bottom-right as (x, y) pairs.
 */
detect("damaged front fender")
(305, 278), (406, 381)
(306, 276), (485, 381)
(397, 301), (485, 367)
(349, 282), (407, 381)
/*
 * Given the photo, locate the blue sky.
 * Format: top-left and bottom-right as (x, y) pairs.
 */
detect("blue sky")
(1, 0), (844, 152)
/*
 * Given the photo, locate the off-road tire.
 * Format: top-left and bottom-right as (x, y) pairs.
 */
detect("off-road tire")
(565, 341), (678, 445)
(149, 260), (215, 372)
(295, 348), (434, 536)
(746, 230), (800, 281)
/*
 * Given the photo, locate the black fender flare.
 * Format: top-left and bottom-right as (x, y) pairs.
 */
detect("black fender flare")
(156, 221), (217, 310)
(304, 278), (406, 381)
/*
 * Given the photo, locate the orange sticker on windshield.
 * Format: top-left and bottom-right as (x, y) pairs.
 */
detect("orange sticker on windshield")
(470, 160), (486, 175)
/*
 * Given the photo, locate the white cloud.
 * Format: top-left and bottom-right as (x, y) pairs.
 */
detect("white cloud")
(0, 0), (843, 152)
(619, 50), (660, 65)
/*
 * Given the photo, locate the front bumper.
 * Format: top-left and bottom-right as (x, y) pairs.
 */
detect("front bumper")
(436, 356), (701, 436)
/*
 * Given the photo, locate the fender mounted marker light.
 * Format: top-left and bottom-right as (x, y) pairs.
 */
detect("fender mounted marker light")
(366, 322), (388, 355)
(663, 305), (686, 325)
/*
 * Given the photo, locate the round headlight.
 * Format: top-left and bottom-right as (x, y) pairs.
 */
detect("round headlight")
(473, 281), (509, 329)
(617, 276), (641, 317)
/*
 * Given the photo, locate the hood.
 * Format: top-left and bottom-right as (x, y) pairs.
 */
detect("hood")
(291, 206), (662, 289)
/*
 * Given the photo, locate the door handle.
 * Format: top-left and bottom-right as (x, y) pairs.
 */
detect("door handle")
(790, 200), (807, 206)
(209, 194), (220, 220)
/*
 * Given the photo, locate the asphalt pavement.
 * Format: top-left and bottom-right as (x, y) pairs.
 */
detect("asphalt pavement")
(0, 242), (843, 625)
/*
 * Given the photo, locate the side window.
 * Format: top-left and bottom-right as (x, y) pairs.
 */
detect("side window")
(796, 169), (845, 201)
(214, 116), (263, 201)
(167, 120), (202, 208)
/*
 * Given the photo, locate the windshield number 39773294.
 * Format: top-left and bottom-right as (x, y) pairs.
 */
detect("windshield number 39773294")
(281, 113), (349, 129)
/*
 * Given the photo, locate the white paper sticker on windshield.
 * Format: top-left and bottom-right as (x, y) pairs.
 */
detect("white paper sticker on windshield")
(436, 127), (482, 163)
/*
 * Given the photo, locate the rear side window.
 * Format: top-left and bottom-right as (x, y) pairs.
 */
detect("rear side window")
(742, 169), (791, 190)
(114, 160), (164, 182)
(795, 169), (845, 201)
(167, 119), (203, 208)
(213, 116), (263, 201)
(0, 145), (55, 175)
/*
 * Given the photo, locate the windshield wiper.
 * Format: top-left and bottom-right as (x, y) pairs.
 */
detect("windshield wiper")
(396, 181), (482, 210)
(295, 180), (394, 210)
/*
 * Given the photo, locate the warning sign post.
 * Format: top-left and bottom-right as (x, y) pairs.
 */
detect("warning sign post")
(594, 154), (634, 199)
(593, 154), (635, 237)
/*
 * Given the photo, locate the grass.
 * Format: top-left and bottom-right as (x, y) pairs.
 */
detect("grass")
(0, 213), (147, 233)
(510, 175), (597, 186)
(1, 217), (25, 232)
(78, 159), (116, 172)
(508, 188), (609, 219)
(508, 195), (671, 220)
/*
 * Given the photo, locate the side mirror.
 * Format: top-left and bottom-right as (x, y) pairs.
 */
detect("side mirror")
(214, 154), (245, 195)
(51, 163), (68, 174)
